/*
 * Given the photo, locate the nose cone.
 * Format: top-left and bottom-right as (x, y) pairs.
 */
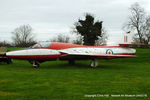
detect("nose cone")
(131, 48), (136, 53)
(6, 51), (18, 56)
(6, 49), (61, 60)
(6, 50), (27, 59)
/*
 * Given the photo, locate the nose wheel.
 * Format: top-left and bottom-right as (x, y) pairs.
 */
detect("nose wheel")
(33, 61), (40, 68)
(29, 61), (40, 68)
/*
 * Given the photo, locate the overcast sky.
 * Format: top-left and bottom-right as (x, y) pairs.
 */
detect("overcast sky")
(0, 0), (150, 44)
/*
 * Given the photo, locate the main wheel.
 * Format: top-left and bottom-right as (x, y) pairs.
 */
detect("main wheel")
(68, 60), (75, 65)
(90, 59), (98, 67)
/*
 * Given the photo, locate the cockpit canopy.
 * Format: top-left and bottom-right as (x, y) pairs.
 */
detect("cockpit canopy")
(32, 42), (51, 48)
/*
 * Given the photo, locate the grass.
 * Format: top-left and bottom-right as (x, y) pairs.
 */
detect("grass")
(0, 48), (150, 100)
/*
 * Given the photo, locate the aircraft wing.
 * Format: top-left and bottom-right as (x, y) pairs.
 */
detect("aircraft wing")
(59, 51), (136, 59)
(90, 54), (136, 57)
(62, 53), (136, 57)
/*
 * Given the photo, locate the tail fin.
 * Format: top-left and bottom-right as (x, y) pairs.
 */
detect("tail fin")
(119, 34), (133, 47)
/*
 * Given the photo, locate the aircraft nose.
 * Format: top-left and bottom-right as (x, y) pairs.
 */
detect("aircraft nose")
(131, 48), (136, 53)
(6, 51), (17, 56)
(6, 49), (61, 60)
(6, 51), (15, 57)
(6, 50), (26, 58)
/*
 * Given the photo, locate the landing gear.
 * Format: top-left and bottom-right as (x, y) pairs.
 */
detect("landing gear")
(33, 61), (40, 68)
(90, 59), (98, 67)
(29, 61), (40, 68)
(6, 58), (13, 64)
(68, 60), (75, 65)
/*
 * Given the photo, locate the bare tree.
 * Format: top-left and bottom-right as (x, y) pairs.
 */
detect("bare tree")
(95, 28), (108, 46)
(73, 35), (83, 45)
(142, 16), (150, 46)
(123, 2), (150, 46)
(50, 33), (70, 43)
(0, 40), (12, 47)
(12, 25), (35, 47)
(123, 3), (145, 43)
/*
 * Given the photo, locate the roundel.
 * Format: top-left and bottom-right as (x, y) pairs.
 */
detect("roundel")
(106, 49), (113, 54)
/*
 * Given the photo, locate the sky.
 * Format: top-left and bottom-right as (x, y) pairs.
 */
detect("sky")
(0, 0), (150, 45)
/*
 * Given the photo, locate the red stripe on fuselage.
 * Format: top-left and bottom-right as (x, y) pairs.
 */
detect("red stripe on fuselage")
(7, 54), (60, 61)
(114, 53), (136, 55)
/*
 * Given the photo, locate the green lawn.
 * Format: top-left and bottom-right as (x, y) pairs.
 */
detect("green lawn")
(0, 48), (150, 100)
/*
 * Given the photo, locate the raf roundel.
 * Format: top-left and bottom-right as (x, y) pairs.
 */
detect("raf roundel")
(106, 49), (113, 54)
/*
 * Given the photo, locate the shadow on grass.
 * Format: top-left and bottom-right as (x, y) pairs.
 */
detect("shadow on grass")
(0, 59), (131, 71)
(41, 62), (90, 69)
(40, 60), (128, 70)
(99, 64), (129, 70)
(0, 63), (7, 65)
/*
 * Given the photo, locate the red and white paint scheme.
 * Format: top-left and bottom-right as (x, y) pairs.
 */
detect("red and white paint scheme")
(6, 42), (136, 68)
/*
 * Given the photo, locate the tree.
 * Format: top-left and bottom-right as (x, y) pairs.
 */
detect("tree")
(73, 35), (83, 45)
(95, 28), (108, 46)
(74, 13), (103, 46)
(50, 33), (70, 43)
(123, 2), (150, 46)
(123, 3), (145, 44)
(12, 25), (35, 47)
(142, 16), (150, 46)
(0, 40), (12, 47)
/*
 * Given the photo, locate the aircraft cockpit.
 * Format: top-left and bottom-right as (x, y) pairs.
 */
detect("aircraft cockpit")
(31, 42), (51, 48)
